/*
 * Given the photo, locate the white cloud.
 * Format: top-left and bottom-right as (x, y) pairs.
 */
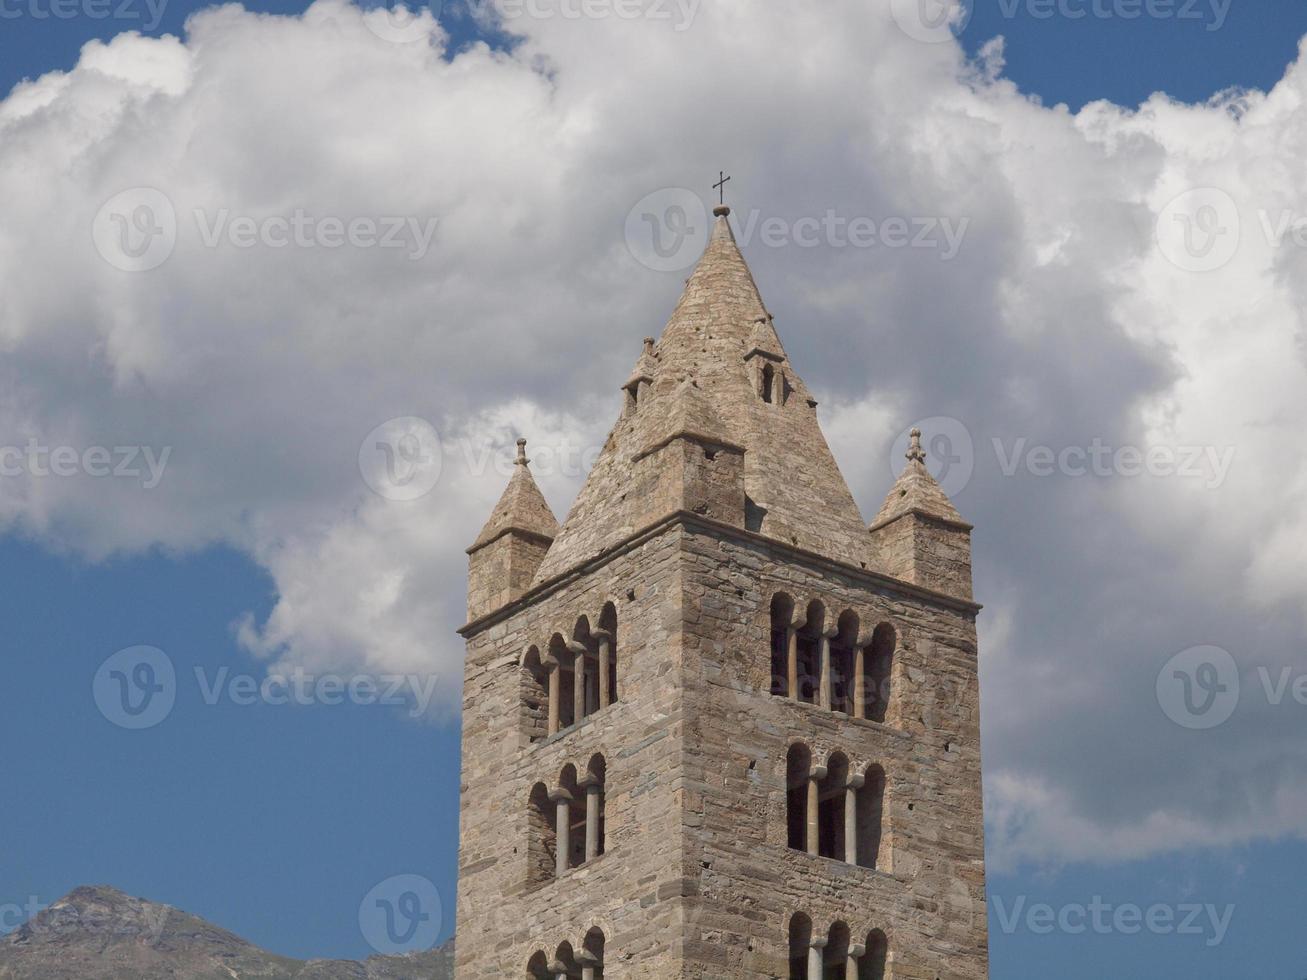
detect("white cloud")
(0, 0), (1305, 864)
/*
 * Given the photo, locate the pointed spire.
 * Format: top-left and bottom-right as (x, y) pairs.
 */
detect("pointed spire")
(468, 438), (560, 552)
(871, 428), (965, 528)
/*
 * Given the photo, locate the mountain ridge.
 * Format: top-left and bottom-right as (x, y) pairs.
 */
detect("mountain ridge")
(0, 885), (453, 979)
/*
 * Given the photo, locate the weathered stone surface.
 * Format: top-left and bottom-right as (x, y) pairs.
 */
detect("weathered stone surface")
(458, 208), (988, 978)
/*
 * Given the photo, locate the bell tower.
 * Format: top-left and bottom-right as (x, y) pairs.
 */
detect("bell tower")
(455, 204), (989, 979)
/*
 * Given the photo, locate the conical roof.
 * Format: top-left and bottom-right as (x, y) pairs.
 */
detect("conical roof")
(468, 439), (560, 552)
(871, 429), (966, 528)
(531, 206), (873, 581)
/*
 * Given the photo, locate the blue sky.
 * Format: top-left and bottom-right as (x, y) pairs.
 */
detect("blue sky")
(3, 1), (1307, 976)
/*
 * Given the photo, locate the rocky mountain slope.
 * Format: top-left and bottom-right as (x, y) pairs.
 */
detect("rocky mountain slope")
(0, 885), (453, 979)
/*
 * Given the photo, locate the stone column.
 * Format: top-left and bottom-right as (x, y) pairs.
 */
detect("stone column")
(847, 942), (866, 978)
(549, 788), (573, 876)
(577, 950), (599, 980)
(852, 643), (867, 720)
(546, 659), (561, 736)
(845, 772), (865, 866)
(807, 937), (827, 978)
(818, 627), (836, 709)
(593, 629), (613, 709)
(580, 774), (601, 862)
(568, 640), (588, 723)
(806, 764), (827, 857)
(785, 623), (799, 699)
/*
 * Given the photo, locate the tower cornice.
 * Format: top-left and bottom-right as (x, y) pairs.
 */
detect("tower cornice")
(459, 508), (981, 639)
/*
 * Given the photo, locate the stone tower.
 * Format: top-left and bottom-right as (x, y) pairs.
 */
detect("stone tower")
(456, 205), (988, 979)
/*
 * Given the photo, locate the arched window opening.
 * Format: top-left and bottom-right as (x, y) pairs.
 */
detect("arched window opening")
(527, 782), (555, 888)
(785, 743), (811, 852)
(598, 602), (618, 709)
(549, 634), (575, 731)
(831, 611), (859, 715)
(522, 646), (549, 742)
(863, 623), (895, 724)
(824, 921), (852, 980)
(558, 765), (586, 872)
(527, 950), (550, 979)
(570, 616), (599, 723)
(796, 601), (824, 705)
(856, 765), (887, 872)
(761, 362), (776, 404)
(818, 753), (850, 861)
(551, 942), (578, 980)
(769, 593), (795, 697)
(788, 912), (813, 980)
(857, 930), (888, 980)
(581, 927), (606, 980)
(581, 754), (607, 862)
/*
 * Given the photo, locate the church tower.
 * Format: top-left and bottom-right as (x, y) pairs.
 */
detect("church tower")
(456, 205), (989, 979)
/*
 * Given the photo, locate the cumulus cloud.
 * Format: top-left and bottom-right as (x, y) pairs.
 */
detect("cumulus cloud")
(1, 0), (1305, 867)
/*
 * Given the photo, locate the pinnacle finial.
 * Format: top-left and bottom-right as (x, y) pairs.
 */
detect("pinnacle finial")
(515, 437), (528, 466)
(906, 427), (926, 464)
(643, 336), (655, 352)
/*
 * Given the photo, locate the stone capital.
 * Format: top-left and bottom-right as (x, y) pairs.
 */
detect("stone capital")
(578, 772), (601, 791)
(846, 772), (866, 791)
(576, 950), (600, 966)
(590, 628), (613, 644)
(821, 625), (840, 640)
(809, 765), (828, 781)
(567, 639), (590, 657)
(548, 787), (574, 805)
(848, 943), (866, 958)
(809, 937), (828, 950)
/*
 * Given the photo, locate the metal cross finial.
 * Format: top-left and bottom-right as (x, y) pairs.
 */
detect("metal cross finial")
(713, 170), (731, 206)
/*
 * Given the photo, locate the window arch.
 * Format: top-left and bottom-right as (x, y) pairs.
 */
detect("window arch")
(557, 765), (585, 872)
(787, 912), (812, 980)
(855, 764), (887, 871)
(581, 754), (607, 862)
(785, 742), (812, 852)
(526, 950), (550, 979)
(826, 921), (851, 979)
(548, 633), (574, 733)
(858, 929), (888, 980)
(527, 782), (555, 888)
(769, 593), (795, 697)
(598, 601), (618, 709)
(863, 623), (895, 724)
(818, 752), (850, 860)
(796, 601), (824, 705)
(581, 927), (606, 979)
(522, 646), (549, 742)
(831, 610), (859, 715)
(761, 362), (776, 403)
